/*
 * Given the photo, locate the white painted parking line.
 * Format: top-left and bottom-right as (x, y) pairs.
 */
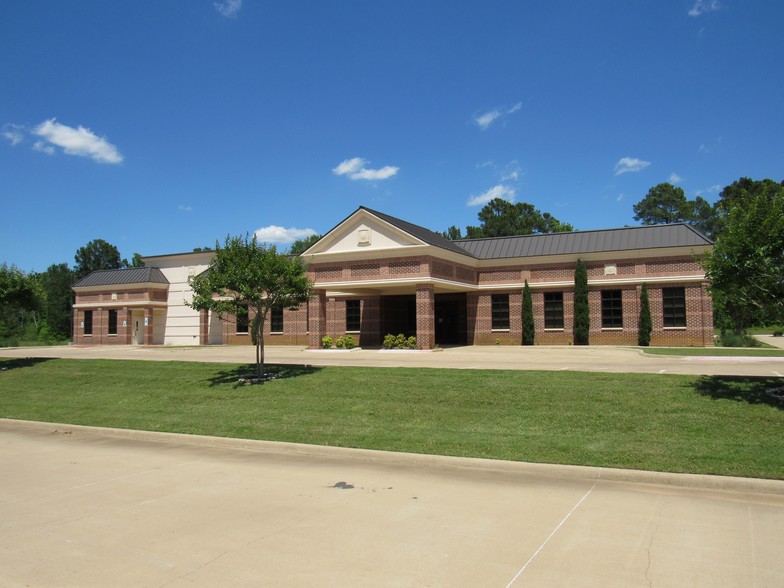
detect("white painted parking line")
(505, 485), (596, 587)
(659, 369), (667, 374)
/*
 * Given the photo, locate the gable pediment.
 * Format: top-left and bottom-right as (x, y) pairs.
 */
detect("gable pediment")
(305, 209), (426, 256)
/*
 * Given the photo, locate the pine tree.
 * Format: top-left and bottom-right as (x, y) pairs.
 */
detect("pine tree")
(522, 280), (535, 345)
(573, 259), (590, 345)
(638, 283), (652, 346)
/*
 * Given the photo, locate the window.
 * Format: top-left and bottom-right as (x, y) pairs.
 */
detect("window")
(236, 308), (249, 334)
(346, 300), (360, 332)
(544, 292), (564, 329)
(663, 287), (687, 327)
(84, 310), (93, 335)
(108, 309), (118, 335)
(270, 307), (284, 333)
(491, 294), (510, 330)
(601, 290), (623, 329)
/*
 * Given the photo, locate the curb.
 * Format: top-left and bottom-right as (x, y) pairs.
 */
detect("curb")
(3, 418), (783, 495)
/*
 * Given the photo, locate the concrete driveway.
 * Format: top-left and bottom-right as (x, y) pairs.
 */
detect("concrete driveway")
(2, 343), (784, 376)
(2, 419), (783, 587)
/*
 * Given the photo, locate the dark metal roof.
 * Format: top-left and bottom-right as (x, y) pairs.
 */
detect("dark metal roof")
(72, 267), (169, 288)
(454, 224), (712, 260)
(359, 206), (477, 258)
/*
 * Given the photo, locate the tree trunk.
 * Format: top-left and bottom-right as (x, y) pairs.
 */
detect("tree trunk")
(254, 313), (266, 379)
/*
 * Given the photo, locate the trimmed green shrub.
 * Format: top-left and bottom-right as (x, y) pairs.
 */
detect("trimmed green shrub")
(383, 333), (416, 349)
(335, 334), (356, 349)
(321, 336), (333, 349)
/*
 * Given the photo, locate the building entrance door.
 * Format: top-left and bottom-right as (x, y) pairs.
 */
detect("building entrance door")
(435, 293), (467, 346)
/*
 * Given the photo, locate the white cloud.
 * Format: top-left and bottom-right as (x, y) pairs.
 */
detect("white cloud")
(178, 205), (193, 212)
(33, 119), (123, 164)
(3, 125), (24, 146)
(688, 0), (720, 17)
(475, 109), (502, 130)
(349, 166), (399, 180)
(255, 226), (316, 244)
(500, 160), (522, 182)
(214, 0), (242, 18)
(474, 102), (522, 130)
(332, 157), (399, 181)
(32, 141), (55, 155)
(616, 193), (625, 202)
(669, 173), (683, 184)
(467, 184), (516, 207)
(614, 157), (651, 176)
(695, 184), (722, 196)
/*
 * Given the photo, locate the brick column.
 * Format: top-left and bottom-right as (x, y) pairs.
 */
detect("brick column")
(199, 309), (209, 345)
(416, 284), (435, 350)
(308, 290), (326, 348)
(144, 307), (153, 345)
(124, 308), (133, 344)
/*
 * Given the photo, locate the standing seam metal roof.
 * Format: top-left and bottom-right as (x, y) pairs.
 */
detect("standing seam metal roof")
(72, 267), (169, 288)
(453, 224), (712, 260)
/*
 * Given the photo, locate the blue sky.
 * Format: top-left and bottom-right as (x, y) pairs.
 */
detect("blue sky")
(2, 1), (782, 272)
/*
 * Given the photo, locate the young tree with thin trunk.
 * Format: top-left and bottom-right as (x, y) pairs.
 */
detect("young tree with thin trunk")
(187, 234), (312, 380)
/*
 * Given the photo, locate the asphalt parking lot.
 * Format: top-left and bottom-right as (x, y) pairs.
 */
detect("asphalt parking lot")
(2, 420), (783, 587)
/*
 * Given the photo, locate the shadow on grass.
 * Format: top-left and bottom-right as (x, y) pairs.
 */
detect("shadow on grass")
(693, 376), (784, 409)
(0, 357), (55, 371)
(208, 363), (322, 387)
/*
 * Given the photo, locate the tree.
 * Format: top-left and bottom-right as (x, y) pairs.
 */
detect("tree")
(38, 263), (75, 340)
(703, 178), (784, 335)
(129, 253), (144, 268)
(522, 280), (534, 345)
(187, 234), (312, 379)
(633, 183), (719, 239)
(452, 198), (574, 239)
(637, 283), (652, 347)
(74, 239), (125, 279)
(288, 234), (322, 256)
(633, 183), (692, 225)
(0, 264), (39, 345)
(573, 259), (589, 345)
(0, 264), (37, 310)
(441, 225), (463, 240)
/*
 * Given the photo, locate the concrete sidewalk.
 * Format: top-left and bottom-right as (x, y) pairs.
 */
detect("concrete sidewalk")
(2, 419), (783, 587)
(3, 343), (784, 376)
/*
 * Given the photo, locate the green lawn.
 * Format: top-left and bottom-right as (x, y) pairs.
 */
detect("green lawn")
(643, 347), (784, 357)
(1, 358), (782, 479)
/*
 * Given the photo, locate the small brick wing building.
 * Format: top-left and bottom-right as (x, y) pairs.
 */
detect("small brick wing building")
(73, 206), (714, 347)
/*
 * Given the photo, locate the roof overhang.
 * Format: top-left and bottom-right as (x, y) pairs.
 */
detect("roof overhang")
(73, 282), (170, 294)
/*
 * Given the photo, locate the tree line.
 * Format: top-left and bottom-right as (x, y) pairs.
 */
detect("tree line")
(0, 240), (143, 346)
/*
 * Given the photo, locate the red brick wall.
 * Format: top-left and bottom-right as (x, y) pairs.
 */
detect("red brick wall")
(224, 305), (309, 346)
(72, 307), (134, 345)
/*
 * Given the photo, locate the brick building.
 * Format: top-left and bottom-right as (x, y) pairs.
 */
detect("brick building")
(73, 206), (714, 348)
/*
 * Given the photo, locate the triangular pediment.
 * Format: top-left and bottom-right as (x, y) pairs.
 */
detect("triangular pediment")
(304, 208), (426, 255)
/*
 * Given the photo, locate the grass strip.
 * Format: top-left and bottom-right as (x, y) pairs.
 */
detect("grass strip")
(1, 357), (782, 479)
(643, 347), (784, 357)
